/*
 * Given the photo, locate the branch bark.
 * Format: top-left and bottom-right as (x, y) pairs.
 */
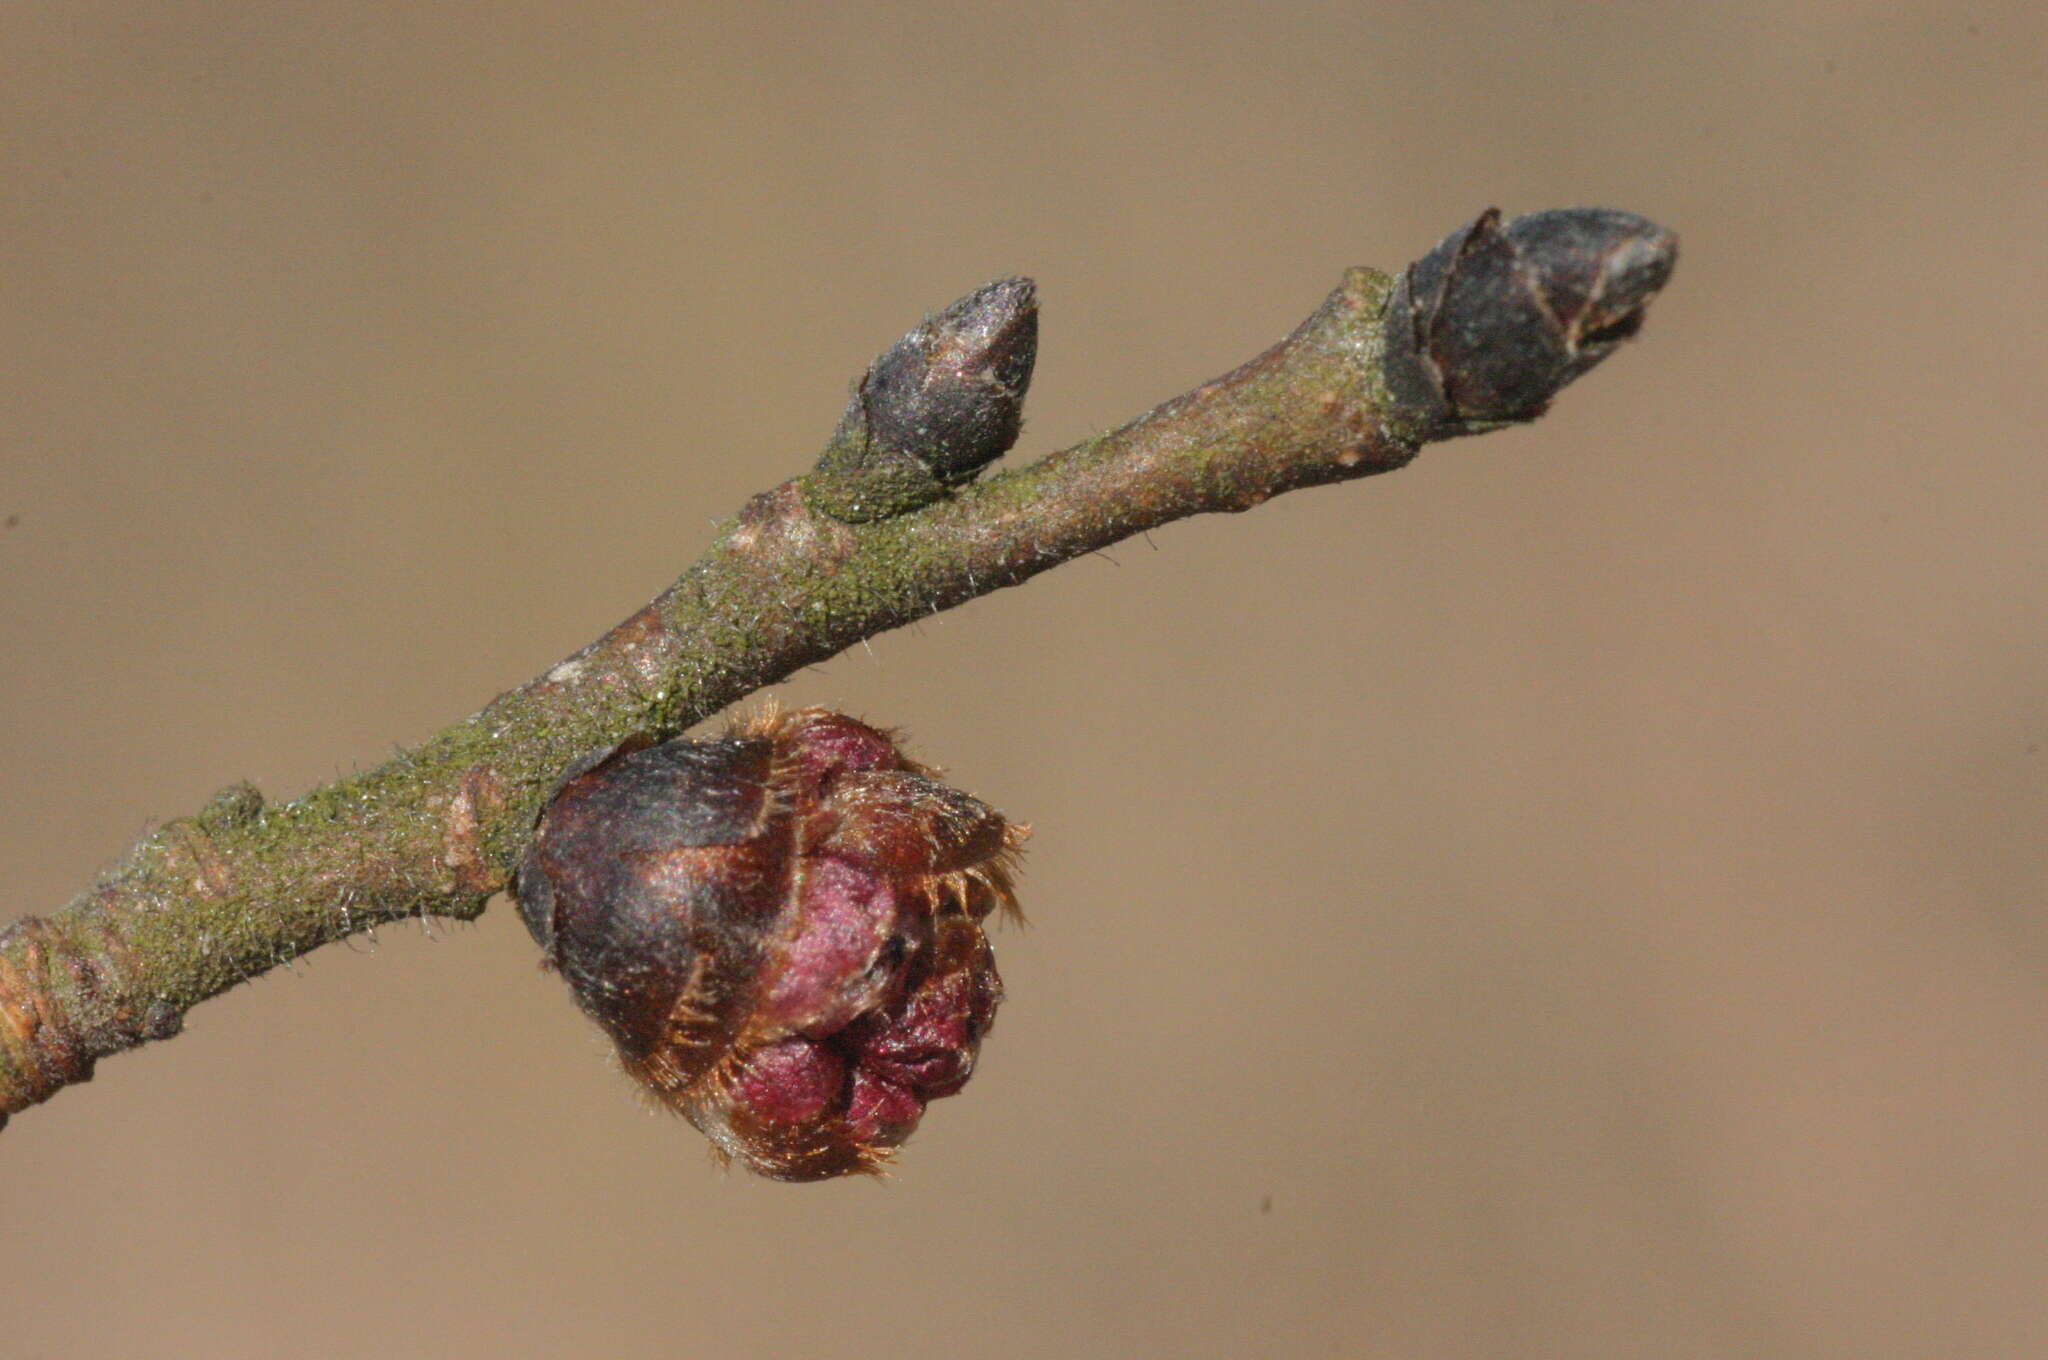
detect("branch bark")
(0, 207), (1676, 1128)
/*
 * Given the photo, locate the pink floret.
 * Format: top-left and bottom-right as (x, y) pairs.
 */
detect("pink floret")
(756, 857), (909, 1036)
(845, 1068), (926, 1145)
(729, 1037), (848, 1127)
(849, 945), (1000, 1099)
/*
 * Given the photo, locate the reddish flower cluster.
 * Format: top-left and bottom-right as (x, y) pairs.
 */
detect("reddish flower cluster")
(515, 709), (1021, 1180)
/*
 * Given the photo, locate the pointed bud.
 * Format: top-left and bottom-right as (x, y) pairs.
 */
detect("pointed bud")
(1383, 208), (1676, 435)
(864, 277), (1038, 480)
(807, 278), (1038, 522)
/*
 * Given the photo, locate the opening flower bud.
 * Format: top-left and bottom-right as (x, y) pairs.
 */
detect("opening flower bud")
(515, 708), (1023, 1181)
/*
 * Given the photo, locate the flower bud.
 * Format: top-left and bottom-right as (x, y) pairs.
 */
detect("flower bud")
(515, 708), (1022, 1181)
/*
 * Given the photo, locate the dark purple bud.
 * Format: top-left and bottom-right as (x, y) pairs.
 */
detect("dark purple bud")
(864, 277), (1037, 480)
(1383, 208), (1677, 434)
(808, 279), (1038, 522)
(515, 708), (1024, 1181)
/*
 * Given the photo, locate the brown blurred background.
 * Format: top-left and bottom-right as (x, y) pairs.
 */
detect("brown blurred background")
(4, 3), (2045, 1357)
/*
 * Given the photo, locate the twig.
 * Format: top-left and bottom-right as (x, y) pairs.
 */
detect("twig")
(0, 207), (1677, 1128)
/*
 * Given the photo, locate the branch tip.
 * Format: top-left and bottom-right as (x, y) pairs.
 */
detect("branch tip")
(1382, 206), (1677, 436)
